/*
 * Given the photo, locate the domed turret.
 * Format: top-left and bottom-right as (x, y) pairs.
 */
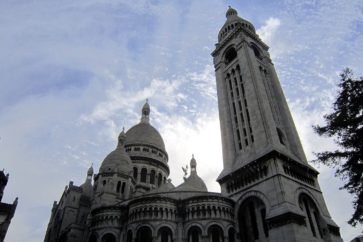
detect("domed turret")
(218, 6), (256, 42)
(100, 128), (132, 175)
(174, 155), (207, 192)
(226, 6), (238, 18)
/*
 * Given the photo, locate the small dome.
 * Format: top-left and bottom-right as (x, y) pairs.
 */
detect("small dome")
(151, 179), (175, 193)
(174, 174), (208, 192)
(100, 130), (132, 175)
(174, 156), (207, 192)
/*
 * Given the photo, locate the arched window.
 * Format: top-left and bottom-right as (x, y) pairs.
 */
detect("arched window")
(158, 227), (173, 242)
(141, 168), (147, 183)
(89, 233), (97, 242)
(133, 167), (138, 179)
(116, 181), (121, 193)
(225, 47), (237, 64)
(136, 226), (152, 242)
(121, 182), (126, 194)
(150, 170), (156, 184)
(126, 230), (132, 242)
(208, 225), (224, 242)
(101, 233), (116, 242)
(299, 194), (324, 238)
(228, 228), (235, 242)
(276, 127), (286, 145)
(188, 226), (202, 242)
(238, 197), (269, 242)
(251, 44), (262, 59)
(158, 173), (162, 186)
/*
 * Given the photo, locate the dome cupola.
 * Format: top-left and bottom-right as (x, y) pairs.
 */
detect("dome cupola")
(218, 6), (256, 42)
(125, 100), (168, 157)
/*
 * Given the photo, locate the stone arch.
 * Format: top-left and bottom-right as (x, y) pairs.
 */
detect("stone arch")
(157, 226), (174, 242)
(227, 226), (235, 242)
(135, 223), (155, 237)
(135, 225), (153, 242)
(88, 232), (98, 242)
(126, 230), (133, 242)
(187, 224), (203, 242)
(101, 233), (117, 242)
(237, 195), (269, 242)
(249, 42), (262, 59)
(207, 224), (225, 242)
(297, 191), (327, 239)
(294, 187), (325, 215)
(235, 190), (271, 216)
(224, 46), (237, 65)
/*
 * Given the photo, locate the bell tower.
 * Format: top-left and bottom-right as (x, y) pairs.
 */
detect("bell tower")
(212, 7), (343, 242)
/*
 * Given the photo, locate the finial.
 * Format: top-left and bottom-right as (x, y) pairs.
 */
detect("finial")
(190, 154), (197, 173)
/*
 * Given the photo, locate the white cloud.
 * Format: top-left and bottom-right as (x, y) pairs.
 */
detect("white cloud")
(257, 17), (281, 45)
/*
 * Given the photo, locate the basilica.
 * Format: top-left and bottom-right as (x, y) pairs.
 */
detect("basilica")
(44, 7), (344, 242)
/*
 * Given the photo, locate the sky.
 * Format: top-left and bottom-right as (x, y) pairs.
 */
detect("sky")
(0, 0), (362, 241)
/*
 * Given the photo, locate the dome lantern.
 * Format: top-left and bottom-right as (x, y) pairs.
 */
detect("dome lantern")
(141, 99), (150, 123)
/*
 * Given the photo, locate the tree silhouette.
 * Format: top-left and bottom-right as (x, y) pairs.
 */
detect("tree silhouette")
(313, 68), (363, 226)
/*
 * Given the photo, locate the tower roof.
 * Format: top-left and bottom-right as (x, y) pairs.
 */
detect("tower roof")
(218, 6), (256, 42)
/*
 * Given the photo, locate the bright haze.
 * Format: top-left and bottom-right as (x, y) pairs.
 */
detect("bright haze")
(0, 0), (362, 241)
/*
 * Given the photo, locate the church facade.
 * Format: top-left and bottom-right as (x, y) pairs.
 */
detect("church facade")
(44, 7), (343, 242)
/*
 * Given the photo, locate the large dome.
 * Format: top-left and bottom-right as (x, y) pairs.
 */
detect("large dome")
(125, 122), (165, 151)
(125, 101), (166, 152)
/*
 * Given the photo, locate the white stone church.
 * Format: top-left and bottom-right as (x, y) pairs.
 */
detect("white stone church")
(44, 7), (343, 242)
